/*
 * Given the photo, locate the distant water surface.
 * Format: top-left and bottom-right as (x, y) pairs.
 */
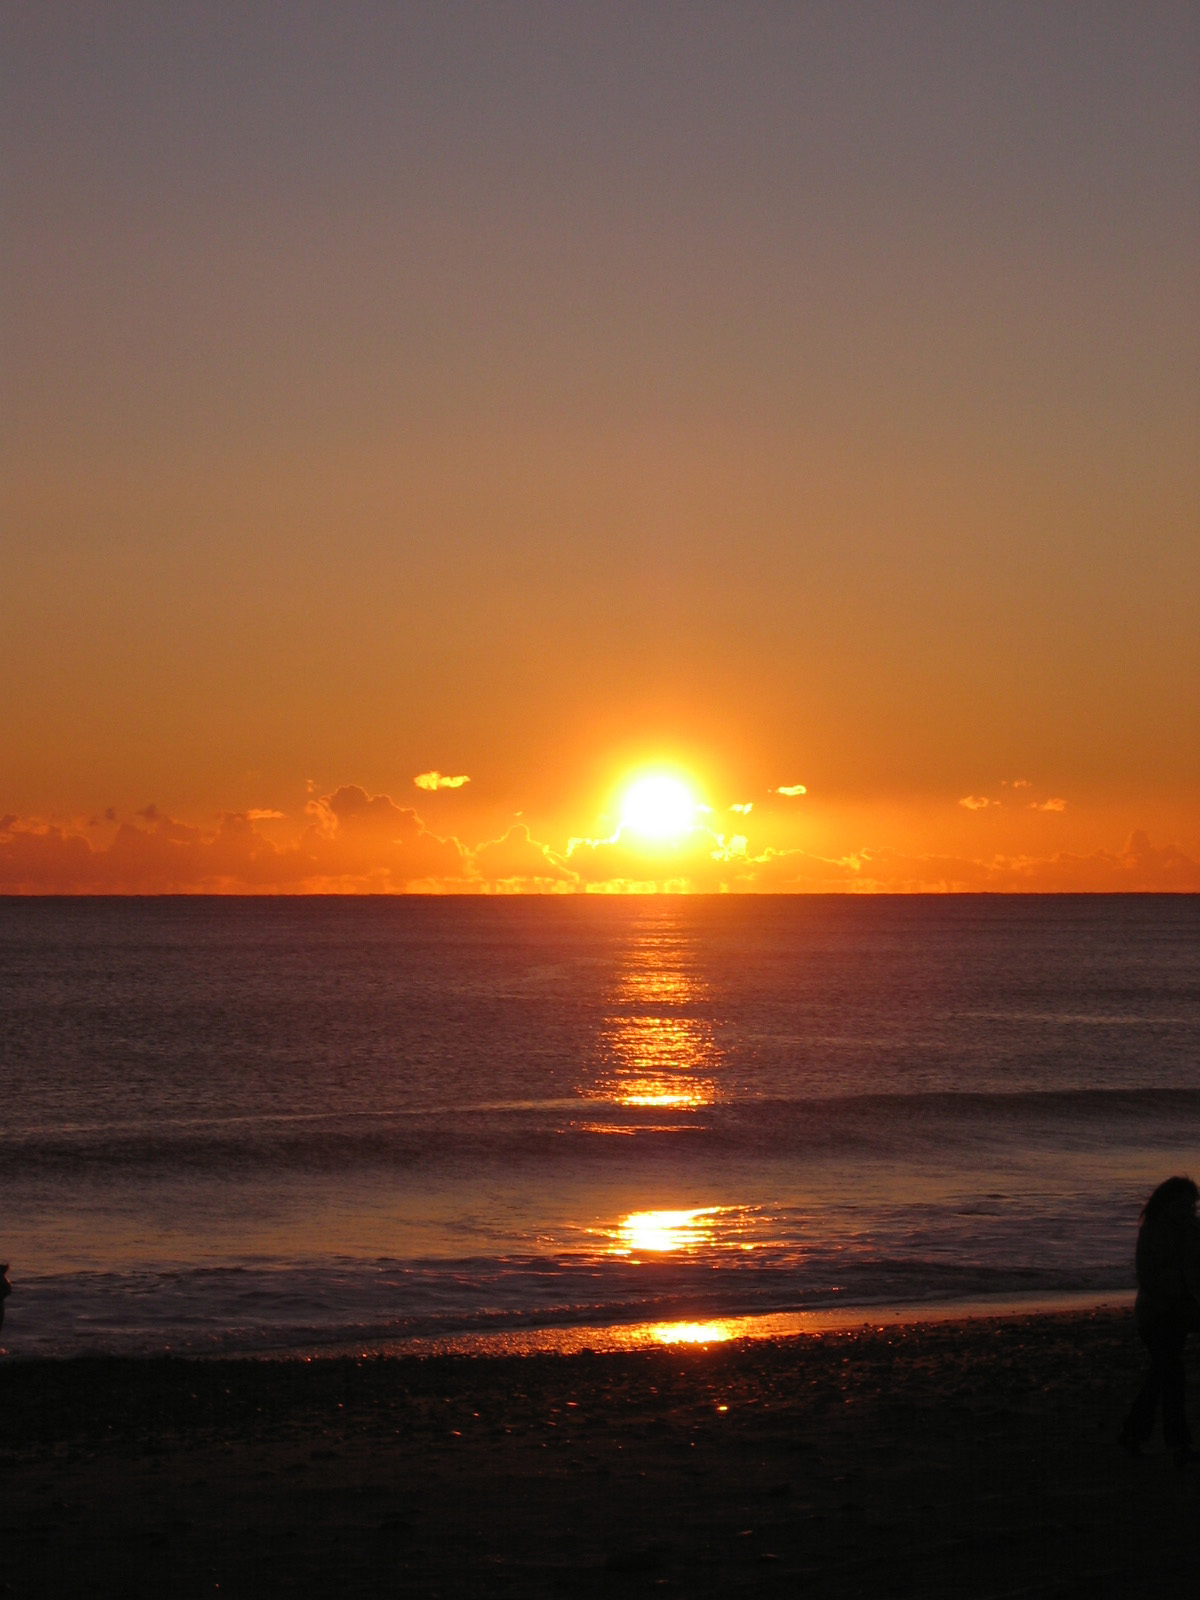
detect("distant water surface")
(1, 895), (1197, 1355)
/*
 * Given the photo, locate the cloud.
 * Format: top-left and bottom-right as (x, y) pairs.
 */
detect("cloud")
(730, 802), (753, 814)
(414, 771), (470, 791)
(962, 786), (1064, 812)
(772, 784), (807, 797)
(0, 785), (469, 893)
(471, 824), (573, 886)
(311, 784), (422, 840)
(662, 829), (1200, 894)
(302, 785), (467, 884)
(747, 833), (1200, 893)
(1, 792), (1197, 896)
(566, 824), (750, 891)
(734, 847), (864, 891)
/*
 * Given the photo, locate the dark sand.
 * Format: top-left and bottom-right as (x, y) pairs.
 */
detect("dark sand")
(1, 1307), (1194, 1598)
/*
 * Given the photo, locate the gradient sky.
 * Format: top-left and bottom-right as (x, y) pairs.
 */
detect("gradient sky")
(3, 3), (1197, 891)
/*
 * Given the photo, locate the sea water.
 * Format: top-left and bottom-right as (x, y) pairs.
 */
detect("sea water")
(1, 895), (1197, 1356)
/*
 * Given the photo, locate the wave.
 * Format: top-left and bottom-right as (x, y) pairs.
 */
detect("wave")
(4, 1245), (1135, 1359)
(4, 1086), (1200, 1174)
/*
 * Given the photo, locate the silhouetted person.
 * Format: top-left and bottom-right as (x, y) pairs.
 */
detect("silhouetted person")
(0, 1263), (9, 1334)
(1120, 1177), (1200, 1466)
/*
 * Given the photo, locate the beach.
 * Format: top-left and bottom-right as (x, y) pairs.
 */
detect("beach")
(2, 1305), (1194, 1597)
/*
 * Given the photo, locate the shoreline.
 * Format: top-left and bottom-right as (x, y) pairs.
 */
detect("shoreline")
(1, 1285), (1136, 1364)
(312, 1286), (1138, 1361)
(3, 1303), (1194, 1598)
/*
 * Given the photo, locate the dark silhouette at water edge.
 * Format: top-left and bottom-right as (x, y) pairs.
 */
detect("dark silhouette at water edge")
(1120, 1176), (1200, 1467)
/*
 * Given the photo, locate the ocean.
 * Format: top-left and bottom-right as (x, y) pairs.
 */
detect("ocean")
(2, 895), (1197, 1357)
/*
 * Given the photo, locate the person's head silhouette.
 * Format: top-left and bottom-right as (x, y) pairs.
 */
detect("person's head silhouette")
(1140, 1176), (1199, 1230)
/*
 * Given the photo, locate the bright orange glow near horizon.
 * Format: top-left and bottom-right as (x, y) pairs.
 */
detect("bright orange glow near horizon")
(2, 11), (1197, 895)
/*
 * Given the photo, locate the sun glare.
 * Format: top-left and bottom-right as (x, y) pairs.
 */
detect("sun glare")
(619, 775), (697, 841)
(615, 1208), (714, 1254)
(650, 1322), (732, 1346)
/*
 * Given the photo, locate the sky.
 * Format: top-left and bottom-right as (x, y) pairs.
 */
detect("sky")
(2, 2), (1197, 892)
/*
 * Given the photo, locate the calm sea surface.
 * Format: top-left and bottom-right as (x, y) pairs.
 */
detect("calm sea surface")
(2, 895), (1198, 1356)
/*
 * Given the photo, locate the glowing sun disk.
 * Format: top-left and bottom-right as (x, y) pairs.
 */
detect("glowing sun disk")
(620, 775), (697, 840)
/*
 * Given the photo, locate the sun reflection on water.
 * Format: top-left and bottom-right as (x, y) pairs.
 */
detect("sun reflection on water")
(590, 922), (721, 1112)
(593, 1202), (766, 1261)
(649, 1321), (732, 1345)
(614, 1208), (716, 1254)
(597, 1014), (719, 1109)
(616, 959), (696, 1007)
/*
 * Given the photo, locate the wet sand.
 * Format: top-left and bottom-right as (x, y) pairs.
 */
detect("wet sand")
(0, 1306), (1194, 1598)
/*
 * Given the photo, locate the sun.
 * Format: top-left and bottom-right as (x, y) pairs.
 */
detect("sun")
(619, 774), (698, 841)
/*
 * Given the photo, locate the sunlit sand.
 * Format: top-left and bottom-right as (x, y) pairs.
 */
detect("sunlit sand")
(3, 1306), (1179, 1597)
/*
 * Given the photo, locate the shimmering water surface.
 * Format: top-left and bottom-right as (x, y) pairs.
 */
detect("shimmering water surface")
(1, 895), (1197, 1355)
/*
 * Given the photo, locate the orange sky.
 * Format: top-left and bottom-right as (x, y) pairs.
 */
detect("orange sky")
(2, 6), (1197, 893)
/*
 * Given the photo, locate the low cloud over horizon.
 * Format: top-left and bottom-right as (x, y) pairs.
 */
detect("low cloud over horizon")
(1, 786), (1197, 896)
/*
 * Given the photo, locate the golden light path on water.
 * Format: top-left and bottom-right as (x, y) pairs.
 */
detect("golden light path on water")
(598, 1011), (718, 1110)
(584, 920), (747, 1342)
(591, 913), (719, 1111)
(572, 915), (753, 1351)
